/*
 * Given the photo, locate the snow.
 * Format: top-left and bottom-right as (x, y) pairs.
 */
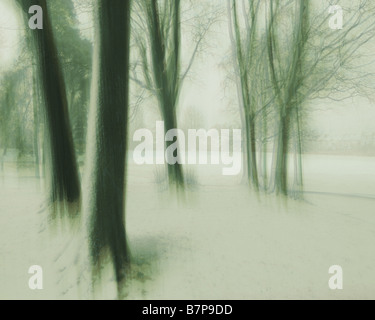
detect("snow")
(1, 154), (375, 299)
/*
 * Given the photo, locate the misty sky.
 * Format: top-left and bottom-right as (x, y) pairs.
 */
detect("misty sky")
(1, 0), (375, 140)
(0, 0), (22, 71)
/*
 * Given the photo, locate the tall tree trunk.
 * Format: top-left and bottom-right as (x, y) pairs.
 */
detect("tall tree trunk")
(18, 0), (81, 215)
(85, 0), (131, 297)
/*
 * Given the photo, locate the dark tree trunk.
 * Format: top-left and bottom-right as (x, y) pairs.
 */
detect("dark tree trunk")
(18, 0), (81, 214)
(275, 112), (290, 196)
(86, 0), (131, 296)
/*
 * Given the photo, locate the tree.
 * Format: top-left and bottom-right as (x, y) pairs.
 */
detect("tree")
(138, 0), (184, 187)
(266, 0), (375, 196)
(226, 0), (375, 197)
(227, 0), (263, 190)
(266, 0), (309, 196)
(84, 0), (132, 297)
(132, 0), (219, 188)
(0, 73), (15, 172)
(17, 0), (81, 216)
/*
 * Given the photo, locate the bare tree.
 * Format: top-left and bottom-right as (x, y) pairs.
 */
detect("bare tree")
(227, 0), (263, 190)
(131, 0), (219, 188)
(266, 0), (375, 196)
(226, 0), (375, 197)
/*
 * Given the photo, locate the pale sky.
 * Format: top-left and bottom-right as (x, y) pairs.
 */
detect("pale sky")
(0, 0), (23, 72)
(0, 0), (374, 141)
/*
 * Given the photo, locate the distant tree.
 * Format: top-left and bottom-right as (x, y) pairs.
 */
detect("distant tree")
(0, 53), (35, 173)
(48, 0), (92, 155)
(0, 73), (16, 171)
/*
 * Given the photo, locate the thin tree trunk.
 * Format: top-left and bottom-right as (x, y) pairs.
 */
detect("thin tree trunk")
(249, 115), (259, 189)
(244, 114), (252, 183)
(262, 111), (268, 190)
(227, 0), (248, 183)
(293, 106), (303, 198)
(33, 77), (40, 178)
(275, 112), (290, 195)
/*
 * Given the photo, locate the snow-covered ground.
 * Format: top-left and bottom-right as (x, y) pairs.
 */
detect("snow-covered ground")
(1, 154), (375, 299)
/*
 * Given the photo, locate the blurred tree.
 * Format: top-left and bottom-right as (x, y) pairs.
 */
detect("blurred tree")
(17, 0), (81, 216)
(266, 0), (375, 196)
(132, 0), (219, 189)
(226, 0), (375, 197)
(227, 0), (262, 190)
(0, 74), (14, 171)
(85, 0), (132, 298)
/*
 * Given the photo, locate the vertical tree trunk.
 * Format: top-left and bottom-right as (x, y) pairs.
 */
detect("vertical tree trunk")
(163, 110), (184, 187)
(249, 115), (259, 189)
(244, 115), (252, 183)
(262, 109), (268, 190)
(294, 106), (303, 197)
(227, 0), (248, 182)
(275, 112), (290, 195)
(85, 0), (131, 297)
